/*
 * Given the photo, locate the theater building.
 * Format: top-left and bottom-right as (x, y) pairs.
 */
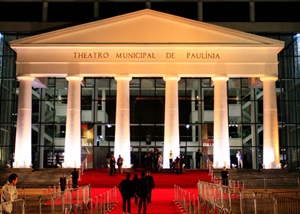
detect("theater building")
(0, 1), (299, 170)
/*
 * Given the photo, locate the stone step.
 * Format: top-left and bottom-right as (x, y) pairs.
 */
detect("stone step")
(212, 168), (300, 180)
(0, 168), (74, 187)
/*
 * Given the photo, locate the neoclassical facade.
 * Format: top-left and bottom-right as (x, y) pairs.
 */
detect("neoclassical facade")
(10, 9), (284, 169)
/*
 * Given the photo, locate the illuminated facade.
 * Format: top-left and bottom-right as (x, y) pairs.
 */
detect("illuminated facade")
(0, 0), (300, 170)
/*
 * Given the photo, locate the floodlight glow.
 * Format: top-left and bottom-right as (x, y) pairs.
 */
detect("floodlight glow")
(64, 76), (82, 168)
(14, 76), (34, 168)
(163, 75), (180, 169)
(211, 76), (230, 169)
(261, 76), (280, 169)
(114, 75), (132, 168)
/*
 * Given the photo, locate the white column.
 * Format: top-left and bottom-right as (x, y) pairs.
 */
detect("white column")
(101, 90), (106, 140)
(212, 76), (230, 169)
(93, 81), (98, 146)
(191, 89), (196, 143)
(197, 0), (203, 21)
(64, 76), (83, 168)
(261, 76), (280, 169)
(42, 1), (48, 22)
(14, 76), (34, 168)
(163, 75), (180, 169)
(251, 89), (257, 169)
(114, 74), (132, 168)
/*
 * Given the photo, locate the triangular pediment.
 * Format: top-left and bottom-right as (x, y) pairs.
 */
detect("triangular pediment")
(10, 9), (283, 49)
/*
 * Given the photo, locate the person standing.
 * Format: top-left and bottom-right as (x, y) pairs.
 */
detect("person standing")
(195, 149), (202, 169)
(174, 156), (180, 174)
(56, 153), (60, 167)
(59, 173), (67, 191)
(243, 151), (249, 169)
(157, 152), (163, 172)
(106, 152), (111, 167)
(153, 149), (159, 172)
(179, 154), (184, 174)
(221, 167), (229, 186)
(236, 150), (243, 169)
(71, 168), (79, 188)
(168, 150), (174, 169)
(1, 173), (18, 214)
(110, 154), (116, 176)
(131, 174), (139, 205)
(10, 153), (14, 169)
(137, 171), (149, 214)
(117, 154), (124, 173)
(118, 173), (135, 214)
(145, 171), (155, 204)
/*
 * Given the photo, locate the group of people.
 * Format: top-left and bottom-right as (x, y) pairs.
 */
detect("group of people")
(171, 154), (184, 174)
(236, 150), (251, 169)
(144, 150), (187, 174)
(118, 171), (155, 214)
(144, 149), (163, 172)
(107, 153), (124, 176)
(220, 150), (250, 186)
(59, 168), (79, 192)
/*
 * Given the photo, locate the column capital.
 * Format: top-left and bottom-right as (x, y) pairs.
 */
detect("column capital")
(17, 75), (35, 81)
(66, 76), (83, 81)
(211, 75), (229, 82)
(163, 74), (180, 81)
(260, 76), (278, 82)
(114, 74), (132, 81)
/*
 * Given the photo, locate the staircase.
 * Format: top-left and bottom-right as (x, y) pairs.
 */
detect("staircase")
(0, 168), (74, 187)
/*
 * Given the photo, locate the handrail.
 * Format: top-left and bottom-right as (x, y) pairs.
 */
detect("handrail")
(197, 180), (300, 214)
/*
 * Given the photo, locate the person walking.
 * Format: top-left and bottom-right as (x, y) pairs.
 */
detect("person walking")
(109, 154), (116, 176)
(1, 173), (18, 214)
(221, 167), (229, 186)
(137, 171), (149, 214)
(236, 150), (243, 169)
(131, 174), (139, 205)
(118, 173), (135, 214)
(59, 173), (67, 191)
(71, 168), (79, 188)
(117, 154), (124, 173)
(145, 171), (155, 204)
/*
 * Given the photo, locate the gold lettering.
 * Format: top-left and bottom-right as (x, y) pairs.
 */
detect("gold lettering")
(73, 52), (109, 59)
(186, 52), (220, 59)
(115, 52), (156, 59)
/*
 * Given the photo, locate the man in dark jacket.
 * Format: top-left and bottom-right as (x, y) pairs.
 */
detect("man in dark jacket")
(110, 154), (116, 176)
(71, 168), (79, 188)
(118, 173), (135, 214)
(196, 149), (202, 169)
(59, 173), (67, 191)
(145, 171), (155, 204)
(137, 171), (149, 214)
(221, 167), (229, 186)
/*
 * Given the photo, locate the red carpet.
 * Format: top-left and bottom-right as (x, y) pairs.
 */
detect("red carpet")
(79, 169), (211, 213)
(79, 169), (211, 188)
